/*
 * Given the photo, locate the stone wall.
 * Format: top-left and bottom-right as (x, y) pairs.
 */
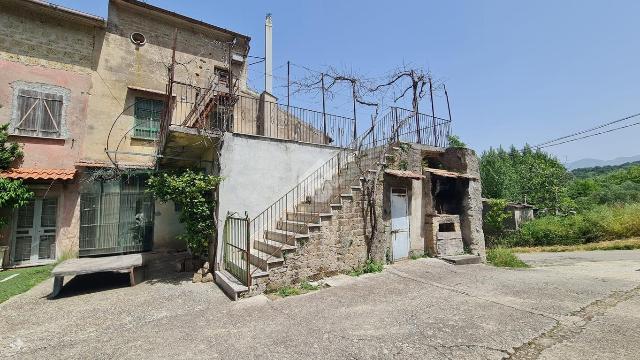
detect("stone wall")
(266, 193), (369, 289)
(0, 0), (100, 73)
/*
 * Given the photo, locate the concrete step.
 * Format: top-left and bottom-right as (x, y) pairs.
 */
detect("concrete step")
(287, 212), (320, 223)
(296, 202), (331, 213)
(277, 219), (310, 234)
(214, 270), (248, 301)
(441, 255), (482, 265)
(249, 249), (285, 271)
(254, 238), (297, 258)
(264, 229), (309, 246)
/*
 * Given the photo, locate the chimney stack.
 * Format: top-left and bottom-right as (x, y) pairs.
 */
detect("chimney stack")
(265, 13), (273, 94)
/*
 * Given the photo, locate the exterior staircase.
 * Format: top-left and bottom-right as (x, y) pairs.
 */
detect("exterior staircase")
(215, 146), (383, 299)
(216, 107), (452, 299)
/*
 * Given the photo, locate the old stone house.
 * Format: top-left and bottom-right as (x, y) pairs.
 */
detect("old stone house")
(0, 0), (485, 300)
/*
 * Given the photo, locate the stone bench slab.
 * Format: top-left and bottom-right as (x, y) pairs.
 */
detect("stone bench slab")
(51, 254), (145, 298)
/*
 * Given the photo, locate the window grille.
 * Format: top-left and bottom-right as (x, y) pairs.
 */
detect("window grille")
(14, 89), (63, 138)
(134, 98), (164, 140)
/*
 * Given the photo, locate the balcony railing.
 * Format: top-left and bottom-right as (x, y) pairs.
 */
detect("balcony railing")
(168, 81), (356, 148)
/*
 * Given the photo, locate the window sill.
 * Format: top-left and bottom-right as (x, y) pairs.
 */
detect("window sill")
(130, 136), (158, 142)
(9, 133), (66, 142)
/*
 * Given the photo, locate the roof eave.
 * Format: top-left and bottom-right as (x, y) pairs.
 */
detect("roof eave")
(21, 0), (107, 28)
(115, 0), (251, 42)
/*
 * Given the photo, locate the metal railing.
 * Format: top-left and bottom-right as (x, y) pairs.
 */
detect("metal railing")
(168, 81), (356, 148)
(223, 212), (251, 287)
(375, 107), (451, 148)
(245, 108), (451, 279)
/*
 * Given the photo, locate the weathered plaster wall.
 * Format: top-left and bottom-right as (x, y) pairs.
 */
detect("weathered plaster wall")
(82, 1), (249, 166)
(0, 61), (91, 169)
(218, 133), (340, 219)
(0, 0), (100, 73)
(153, 200), (186, 250)
(217, 133), (341, 262)
(0, 1), (97, 264)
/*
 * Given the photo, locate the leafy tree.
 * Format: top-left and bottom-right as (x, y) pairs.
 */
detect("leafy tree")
(484, 198), (511, 238)
(480, 145), (571, 211)
(0, 124), (22, 169)
(0, 124), (33, 228)
(146, 170), (222, 257)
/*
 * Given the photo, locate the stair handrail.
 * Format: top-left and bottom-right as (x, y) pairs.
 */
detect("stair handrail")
(246, 108), (451, 277)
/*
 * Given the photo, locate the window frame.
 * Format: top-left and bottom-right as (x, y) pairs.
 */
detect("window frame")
(10, 81), (70, 139)
(133, 97), (165, 140)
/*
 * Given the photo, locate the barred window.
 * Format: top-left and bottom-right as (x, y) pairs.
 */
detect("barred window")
(134, 98), (164, 140)
(14, 88), (64, 138)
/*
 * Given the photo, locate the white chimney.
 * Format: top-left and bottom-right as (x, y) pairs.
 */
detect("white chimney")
(265, 13), (273, 94)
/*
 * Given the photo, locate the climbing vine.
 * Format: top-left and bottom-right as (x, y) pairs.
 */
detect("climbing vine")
(0, 123), (33, 228)
(146, 170), (222, 257)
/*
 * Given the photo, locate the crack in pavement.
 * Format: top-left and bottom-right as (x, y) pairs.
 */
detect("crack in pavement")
(505, 285), (640, 360)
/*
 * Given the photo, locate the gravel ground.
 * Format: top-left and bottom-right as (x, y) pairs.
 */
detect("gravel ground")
(1, 250), (639, 359)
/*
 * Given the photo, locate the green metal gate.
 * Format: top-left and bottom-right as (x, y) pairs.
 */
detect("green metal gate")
(223, 212), (251, 286)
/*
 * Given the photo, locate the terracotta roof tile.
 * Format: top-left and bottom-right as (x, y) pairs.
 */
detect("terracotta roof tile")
(0, 168), (76, 181)
(385, 169), (425, 180)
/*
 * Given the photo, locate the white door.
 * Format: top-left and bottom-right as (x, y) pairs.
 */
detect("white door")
(12, 198), (57, 264)
(391, 188), (410, 260)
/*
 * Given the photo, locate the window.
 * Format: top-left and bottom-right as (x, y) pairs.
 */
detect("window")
(13, 86), (66, 138)
(134, 98), (164, 140)
(214, 67), (230, 86)
(209, 96), (234, 131)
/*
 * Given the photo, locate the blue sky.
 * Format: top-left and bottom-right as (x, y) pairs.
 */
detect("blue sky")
(55, 0), (640, 163)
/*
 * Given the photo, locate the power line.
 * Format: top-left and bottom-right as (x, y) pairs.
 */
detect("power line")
(538, 120), (640, 149)
(535, 112), (640, 148)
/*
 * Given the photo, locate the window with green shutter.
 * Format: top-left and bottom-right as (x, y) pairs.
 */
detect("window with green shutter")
(134, 98), (164, 140)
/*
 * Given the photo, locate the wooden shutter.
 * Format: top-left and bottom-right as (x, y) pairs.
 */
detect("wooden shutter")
(15, 89), (63, 138)
(134, 98), (164, 139)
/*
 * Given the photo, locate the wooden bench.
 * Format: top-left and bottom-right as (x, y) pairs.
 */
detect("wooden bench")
(51, 254), (145, 298)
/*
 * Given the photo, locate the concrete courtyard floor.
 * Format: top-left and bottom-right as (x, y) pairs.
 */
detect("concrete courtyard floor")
(1, 250), (639, 359)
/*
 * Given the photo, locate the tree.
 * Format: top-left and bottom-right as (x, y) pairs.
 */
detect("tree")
(447, 135), (466, 148)
(146, 170), (222, 262)
(0, 123), (33, 228)
(480, 145), (571, 211)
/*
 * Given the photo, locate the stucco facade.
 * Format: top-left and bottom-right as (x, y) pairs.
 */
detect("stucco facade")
(0, 0), (251, 267)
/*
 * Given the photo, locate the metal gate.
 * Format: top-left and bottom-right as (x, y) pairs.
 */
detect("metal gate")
(79, 175), (154, 257)
(223, 212), (251, 286)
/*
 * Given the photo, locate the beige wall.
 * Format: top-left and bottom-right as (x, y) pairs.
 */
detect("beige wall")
(83, 0), (249, 167)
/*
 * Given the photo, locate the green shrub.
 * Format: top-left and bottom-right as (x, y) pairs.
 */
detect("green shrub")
(276, 286), (301, 297)
(350, 259), (384, 276)
(447, 135), (466, 148)
(494, 203), (640, 248)
(486, 248), (529, 268)
(299, 281), (319, 291)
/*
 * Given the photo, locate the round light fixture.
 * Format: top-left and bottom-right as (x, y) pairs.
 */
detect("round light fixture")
(130, 32), (146, 46)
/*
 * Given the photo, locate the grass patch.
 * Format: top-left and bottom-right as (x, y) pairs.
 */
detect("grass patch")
(270, 280), (322, 298)
(0, 264), (54, 304)
(486, 248), (529, 268)
(299, 281), (319, 291)
(276, 286), (301, 297)
(349, 259), (384, 276)
(511, 238), (640, 253)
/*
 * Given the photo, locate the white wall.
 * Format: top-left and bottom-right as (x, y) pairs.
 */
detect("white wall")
(153, 200), (186, 251)
(217, 133), (341, 261)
